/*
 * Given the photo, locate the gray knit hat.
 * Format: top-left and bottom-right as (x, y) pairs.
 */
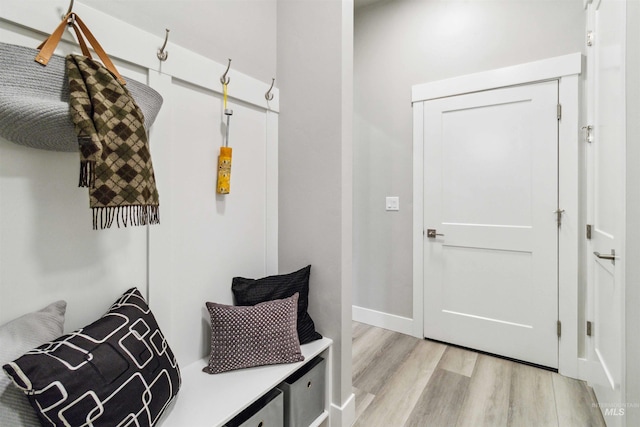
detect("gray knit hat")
(0, 42), (163, 152)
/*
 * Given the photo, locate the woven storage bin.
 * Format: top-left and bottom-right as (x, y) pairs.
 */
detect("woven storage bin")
(0, 42), (162, 152)
(278, 357), (326, 427)
(224, 388), (284, 427)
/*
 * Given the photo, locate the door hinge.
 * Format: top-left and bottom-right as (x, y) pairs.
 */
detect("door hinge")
(587, 321), (593, 337)
(587, 31), (594, 47)
(586, 224), (592, 239)
(557, 320), (562, 338)
(557, 104), (562, 120)
(554, 209), (565, 227)
(582, 125), (594, 143)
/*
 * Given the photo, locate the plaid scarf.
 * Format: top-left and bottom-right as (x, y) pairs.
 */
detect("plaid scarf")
(66, 54), (160, 230)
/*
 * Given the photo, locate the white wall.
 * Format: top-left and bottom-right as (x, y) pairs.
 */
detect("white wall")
(0, 1), (279, 372)
(0, 19), (150, 332)
(147, 74), (277, 366)
(81, 0), (277, 83)
(353, 0), (585, 319)
(277, 0), (355, 424)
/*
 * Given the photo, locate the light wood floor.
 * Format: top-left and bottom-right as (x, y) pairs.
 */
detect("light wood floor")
(352, 322), (606, 427)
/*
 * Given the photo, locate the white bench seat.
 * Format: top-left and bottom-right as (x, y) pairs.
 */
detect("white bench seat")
(158, 338), (333, 427)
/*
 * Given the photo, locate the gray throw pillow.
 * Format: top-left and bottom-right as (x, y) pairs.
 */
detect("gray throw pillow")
(0, 300), (66, 427)
(203, 293), (304, 374)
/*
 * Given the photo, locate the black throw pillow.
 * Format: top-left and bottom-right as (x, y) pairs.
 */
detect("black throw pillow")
(232, 265), (322, 344)
(3, 288), (181, 427)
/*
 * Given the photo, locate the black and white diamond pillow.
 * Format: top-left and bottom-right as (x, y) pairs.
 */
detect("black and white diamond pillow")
(204, 293), (304, 374)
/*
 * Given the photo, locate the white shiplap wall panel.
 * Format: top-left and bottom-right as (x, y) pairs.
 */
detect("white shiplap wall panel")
(0, 1), (278, 369)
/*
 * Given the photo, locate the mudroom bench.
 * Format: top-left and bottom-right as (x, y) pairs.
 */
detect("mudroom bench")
(158, 338), (333, 427)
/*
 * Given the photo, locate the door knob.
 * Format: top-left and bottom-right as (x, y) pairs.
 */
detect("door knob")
(594, 249), (616, 265)
(426, 229), (444, 238)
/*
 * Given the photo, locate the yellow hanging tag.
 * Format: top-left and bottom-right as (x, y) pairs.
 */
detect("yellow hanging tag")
(216, 146), (232, 194)
(217, 82), (233, 194)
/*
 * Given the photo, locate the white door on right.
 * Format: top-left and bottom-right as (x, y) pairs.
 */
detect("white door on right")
(587, 0), (626, 424)
(422, 80), (559, 369)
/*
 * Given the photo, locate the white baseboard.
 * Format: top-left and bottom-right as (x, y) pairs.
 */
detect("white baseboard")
(330, 392), (356, 427)
(576, 357), (593, 382)
(352, 305), (414, 336)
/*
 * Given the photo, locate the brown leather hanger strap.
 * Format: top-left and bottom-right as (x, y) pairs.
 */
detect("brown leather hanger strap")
(72, 13), (126, 85)
(69, 22), (92, 59)
(36, 18), (90, 58)
(35, 12), (126, 85)
(35, 13), (71, 66)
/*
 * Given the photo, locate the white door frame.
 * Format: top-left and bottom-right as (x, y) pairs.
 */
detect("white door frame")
(412, 53), (582, 378)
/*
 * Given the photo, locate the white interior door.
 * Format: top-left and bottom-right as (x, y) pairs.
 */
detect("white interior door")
(423, 80), (559, 368)
(587, 0), (626, 423)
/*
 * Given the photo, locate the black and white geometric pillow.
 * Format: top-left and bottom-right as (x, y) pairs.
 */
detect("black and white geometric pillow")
(3, 288), (181, 427)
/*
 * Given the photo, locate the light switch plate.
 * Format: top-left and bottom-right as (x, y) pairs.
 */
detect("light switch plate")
(386, 197), (399, 211)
